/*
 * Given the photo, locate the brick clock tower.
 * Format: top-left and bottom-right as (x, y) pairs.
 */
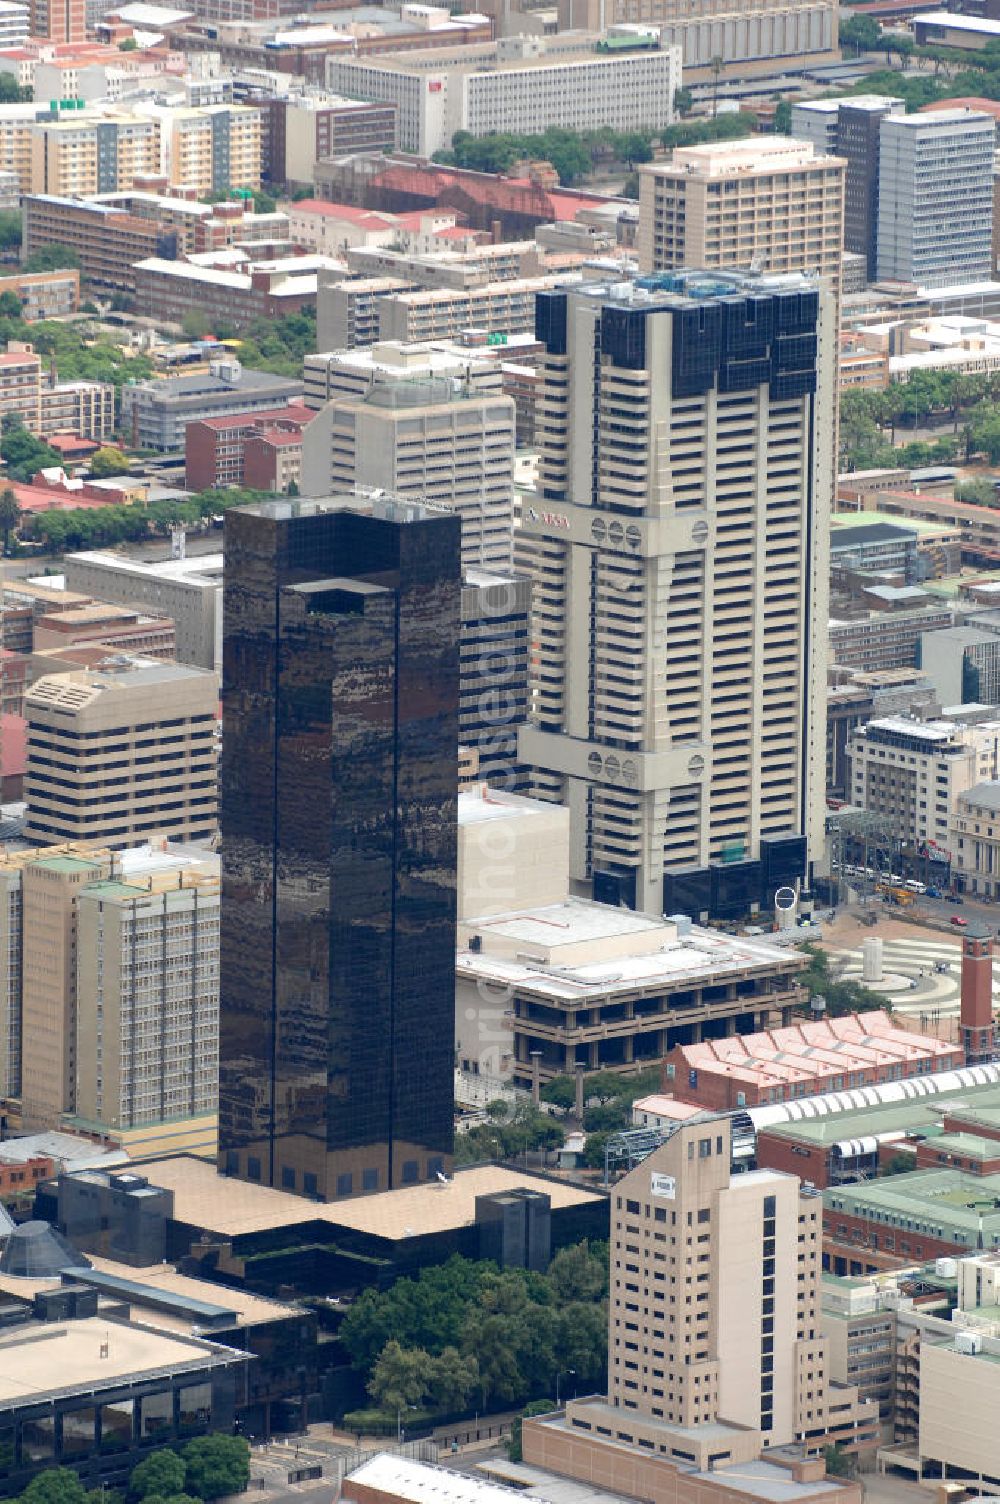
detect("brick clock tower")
(960, 922), (996, 1066)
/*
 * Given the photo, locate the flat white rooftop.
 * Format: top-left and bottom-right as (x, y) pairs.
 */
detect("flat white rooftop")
(0, 1316), (234, 1405)
(458, 898), (796, 1001)
(67, 550), (224, 585)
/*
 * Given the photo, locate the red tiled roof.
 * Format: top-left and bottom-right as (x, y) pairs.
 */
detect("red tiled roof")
(47, 434), (100, 455)
(193, 403), (311, 433)
(921, 97), (1000, 120)
(292, 199), (395, 229)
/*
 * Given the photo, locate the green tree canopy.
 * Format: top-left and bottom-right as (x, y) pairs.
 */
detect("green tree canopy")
(0, 211), (20, 252)
(89, 446), (131, 478)
(368, 1339), (431, 1411)
(130, 1452), (186, 1502)
(539, 1075), (577, 1113)
(22, 244), (81, 273)
(20, 1469), (89, 1504)
(180, 1436), (249, 1502)
(0, 414), (61, 483)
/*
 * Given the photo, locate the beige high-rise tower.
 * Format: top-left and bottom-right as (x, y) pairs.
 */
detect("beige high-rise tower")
(518, 268), (836, 917)
(523, 1120), (875, 1500)
(638, 138), (845, 297)
(20, 847), (110, 1126)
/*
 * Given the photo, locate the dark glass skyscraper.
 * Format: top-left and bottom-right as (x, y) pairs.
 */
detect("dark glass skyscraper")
(219, 497), (461, 1200)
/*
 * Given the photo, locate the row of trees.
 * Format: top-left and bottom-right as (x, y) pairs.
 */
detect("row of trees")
(839, 370), (1000, 472)
(340, 1245), (608, 1430)
(434, 114), (755, 186)
(21, 486), (271, 554)
(8, 1439), (249, 1504)
(454, 1097), (565, 1165)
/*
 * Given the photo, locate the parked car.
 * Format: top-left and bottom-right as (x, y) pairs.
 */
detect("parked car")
(926, 887), (941, 899)
(951, 915), (968, 927)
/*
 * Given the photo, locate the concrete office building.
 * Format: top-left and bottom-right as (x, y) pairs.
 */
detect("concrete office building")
(120, 360), (303, 452)
(558, 0), (838, 76)
(63, 552), (223, 672)
(848, 714), (1000, 851)
(523, 1119), (874, 1496)
(456, 783), (806, 1089)
(877, 111), (995, 287)
(24, 657), (218, 851)
(791, 97), (904, 280)
(918, 624), (1000, 705)
(219, 497), (461, 1201)
(638, 138), (846, 296)
(830, 605), (955, 674)
(0, 842), (220, 1153)
(302, 339), (505, 412)
(328, 35), (681, 159)
(317, 269), (573, 352)
(300, 373), (516, 572)
(73, 846), (219, 1157)
(263, 94), (396, 185)
(517, 269), (835, 918)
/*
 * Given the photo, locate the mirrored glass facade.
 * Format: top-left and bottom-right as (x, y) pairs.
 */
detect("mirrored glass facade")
(219, 499), (461, 1200)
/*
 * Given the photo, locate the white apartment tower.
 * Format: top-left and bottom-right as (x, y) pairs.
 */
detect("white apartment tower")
(517, 270), (835, 917)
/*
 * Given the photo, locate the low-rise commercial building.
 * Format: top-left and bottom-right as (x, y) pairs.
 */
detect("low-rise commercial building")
(317, 267), (574, 350)
(121, 359), (302, 452)
(184, 402), (310, 491)
(24, 656), (218, 851)
(0, 269), (78, 321)
(133, 250), (337, 334)
(0, 1309), (247, 1498)
(830, 606), (954, 672)
(456, 786), (807, 1091)
(848, 714), (1000, 851)
(23, 191), (287, 297)
(63, 550), (223, 670)
(328, 34), (681, 158)
(824, 1167), (1000, 1275)
(753, 1065), (1000, 1189)
(663, 1014), (963, 1113)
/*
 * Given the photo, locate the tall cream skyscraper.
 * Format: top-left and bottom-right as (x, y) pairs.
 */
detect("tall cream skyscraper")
(638, 137), (845, 295)
(517, 269), (835, 917)
(523, 1118), (875, 1492)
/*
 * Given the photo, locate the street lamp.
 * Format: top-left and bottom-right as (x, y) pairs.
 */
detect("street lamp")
(396, 1404), (418, 1443)
(555, 1369), (576, 1408)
